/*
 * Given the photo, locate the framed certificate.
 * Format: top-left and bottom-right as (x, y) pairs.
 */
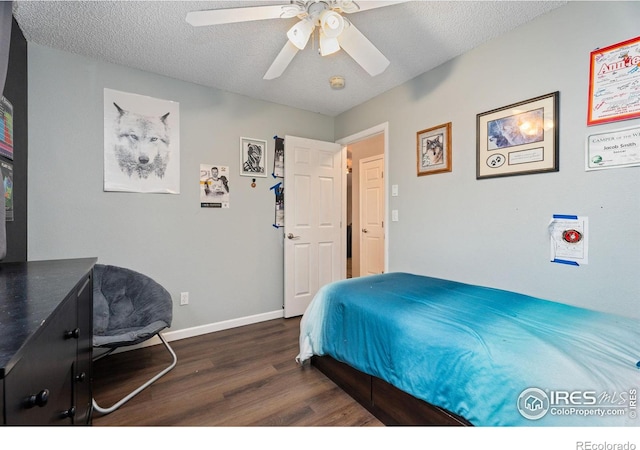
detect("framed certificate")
(586, 125), (640, 171)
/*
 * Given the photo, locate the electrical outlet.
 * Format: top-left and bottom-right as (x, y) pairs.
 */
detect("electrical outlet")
(180, 292), (189, 306)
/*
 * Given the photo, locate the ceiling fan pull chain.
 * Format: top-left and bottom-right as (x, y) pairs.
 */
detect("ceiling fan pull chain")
(313, 28), (317, 52)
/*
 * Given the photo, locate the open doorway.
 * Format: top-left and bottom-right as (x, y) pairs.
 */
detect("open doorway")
(341, 126), (387, 279)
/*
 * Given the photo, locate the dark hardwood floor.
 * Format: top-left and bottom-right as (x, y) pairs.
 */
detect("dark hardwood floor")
(92, 316), (383, 426)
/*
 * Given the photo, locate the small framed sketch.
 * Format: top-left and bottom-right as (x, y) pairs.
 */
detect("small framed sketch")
(477, 91), (559, 179)
(417, 122), (452, 176)
(240, 137), (267, 177)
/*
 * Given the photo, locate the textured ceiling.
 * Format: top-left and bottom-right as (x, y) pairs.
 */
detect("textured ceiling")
(12, 1), (567, 116)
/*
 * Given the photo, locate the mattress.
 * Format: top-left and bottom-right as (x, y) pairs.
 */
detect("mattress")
(297, 272), (640, 426)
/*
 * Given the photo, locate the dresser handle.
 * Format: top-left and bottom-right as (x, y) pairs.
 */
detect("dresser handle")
(64, 328), (80, 339)
(26, 389), (49, 408)
(76, 372), (86, 382)
(61, 406), (76, 419)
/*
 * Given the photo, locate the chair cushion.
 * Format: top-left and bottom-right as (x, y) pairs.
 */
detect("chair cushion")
(93, 265), (110, 335)
(107, 287), (135, 330)
(93, 264), (173, 348)
(93, 319), (170, 347)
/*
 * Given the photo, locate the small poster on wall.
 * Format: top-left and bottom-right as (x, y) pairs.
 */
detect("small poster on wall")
(274, 183), (284, 227)
(240, 137), (267, 177)
(0, 96), (13, 160)
(200, 164), (230, 208)
(548, 214), (589, 266)
(1, 159), (13, 221)
(273, 136), (284, 178)
(104, 88), (180, 193)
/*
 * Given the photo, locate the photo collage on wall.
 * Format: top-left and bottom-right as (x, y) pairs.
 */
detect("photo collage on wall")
(272, 136), (284, 228)
(1, 95), (13, 222)
(1, 159), (12, 221)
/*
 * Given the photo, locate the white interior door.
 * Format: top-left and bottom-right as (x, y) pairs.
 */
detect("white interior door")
(359, 155), (385, 276)
(284, 135), (344, 318)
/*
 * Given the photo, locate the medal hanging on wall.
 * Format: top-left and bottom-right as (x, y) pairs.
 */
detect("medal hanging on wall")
(562, 229), (582, 244)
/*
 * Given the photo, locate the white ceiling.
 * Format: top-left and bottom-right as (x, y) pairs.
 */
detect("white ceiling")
(12, 0), (567, 117)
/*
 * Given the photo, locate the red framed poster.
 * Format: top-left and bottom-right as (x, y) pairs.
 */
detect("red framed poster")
(588, 36), (640, 126)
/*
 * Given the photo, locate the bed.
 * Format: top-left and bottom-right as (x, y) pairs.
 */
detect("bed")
(296, 272), (640, 426)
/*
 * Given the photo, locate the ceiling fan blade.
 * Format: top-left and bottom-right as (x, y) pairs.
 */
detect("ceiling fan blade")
(186, 4), (292, 27)
(264, 41), (299, 80)
(335, 0), (409, 14)
(338, 21), (389, 76)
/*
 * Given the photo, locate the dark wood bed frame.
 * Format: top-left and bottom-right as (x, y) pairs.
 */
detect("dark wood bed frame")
(312, 355), (472, 426)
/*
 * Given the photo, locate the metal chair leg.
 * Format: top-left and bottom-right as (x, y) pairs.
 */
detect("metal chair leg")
(92, 333), (177, 415)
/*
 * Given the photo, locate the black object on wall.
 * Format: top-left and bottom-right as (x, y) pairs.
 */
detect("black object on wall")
(0, 2), (11, 260)
(1, 15), (28, 262)
(0, 170), (5, 261)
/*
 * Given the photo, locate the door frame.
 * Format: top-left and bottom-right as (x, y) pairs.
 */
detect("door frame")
(336, 122), (389, 275)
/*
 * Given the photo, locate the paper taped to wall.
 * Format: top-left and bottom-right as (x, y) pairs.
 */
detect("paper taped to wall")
(548, 214), (588, 266)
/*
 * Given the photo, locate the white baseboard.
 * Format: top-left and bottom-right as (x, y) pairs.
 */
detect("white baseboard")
(107, 309), (285, 353)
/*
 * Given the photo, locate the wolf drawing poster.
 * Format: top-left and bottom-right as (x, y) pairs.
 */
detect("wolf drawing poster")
(104, 88), (180, 193)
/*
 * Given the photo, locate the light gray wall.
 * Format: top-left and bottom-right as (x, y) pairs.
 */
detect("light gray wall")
(27, 44), (334, 332)
(335, 1), (640, 319)
(26, 1), (640, 338)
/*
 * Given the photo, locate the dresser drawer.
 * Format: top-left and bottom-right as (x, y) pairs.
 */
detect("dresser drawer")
(4, 295), (78, 425)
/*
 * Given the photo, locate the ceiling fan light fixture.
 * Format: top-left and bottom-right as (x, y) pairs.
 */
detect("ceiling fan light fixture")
(320, 10), (345, 38)
(334, 0), (360, 14)
(319, 31), (341, 56)
(287, 18), (314, 50)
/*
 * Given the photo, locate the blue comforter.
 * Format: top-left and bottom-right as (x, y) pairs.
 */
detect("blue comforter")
(296, 273), (640, 426)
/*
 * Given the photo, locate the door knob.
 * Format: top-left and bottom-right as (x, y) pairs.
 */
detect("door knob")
(287, 233), (300, 240)
(64, 328), (80, 339)
(61, 406), (76, 419)
(362, 228), (368, 233)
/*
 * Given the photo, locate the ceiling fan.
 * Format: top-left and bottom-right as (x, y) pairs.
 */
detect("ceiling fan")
(186, 1), (406, 80)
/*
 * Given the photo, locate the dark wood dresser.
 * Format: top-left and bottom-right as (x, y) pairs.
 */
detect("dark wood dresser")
(0, 258), (96, 425)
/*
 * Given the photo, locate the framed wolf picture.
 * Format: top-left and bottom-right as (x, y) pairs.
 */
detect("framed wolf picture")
(476, 92), (558, 179)
(417, 122), (452, 176)
(103, 88), (180, 193)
